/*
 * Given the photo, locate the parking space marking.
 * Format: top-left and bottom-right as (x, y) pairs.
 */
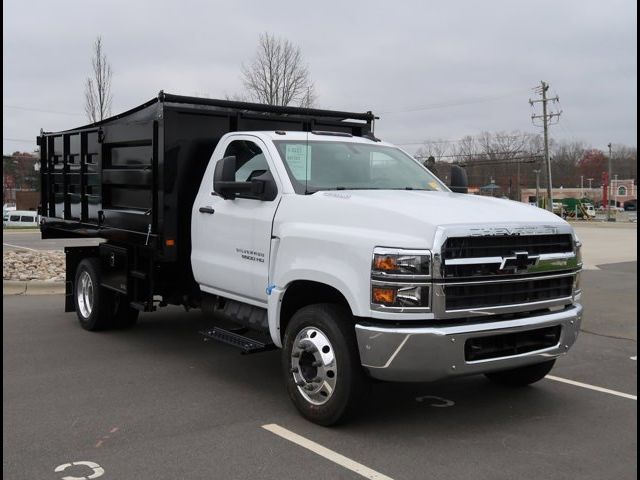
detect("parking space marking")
(54, 461), (104, 479)
(262, 424), (394, 480)
(546, 375), (637, 400)
(3, 243), (38, 252)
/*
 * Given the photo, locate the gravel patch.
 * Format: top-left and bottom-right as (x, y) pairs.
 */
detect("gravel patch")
(3, 250), (65, 282)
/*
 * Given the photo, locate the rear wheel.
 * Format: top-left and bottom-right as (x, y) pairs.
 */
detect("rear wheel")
(282, 303), (368, 426)
(74, 258), (138, 331)
(485, 359), (556, 387)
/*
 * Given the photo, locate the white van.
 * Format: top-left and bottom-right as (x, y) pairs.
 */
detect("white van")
(583, 203), (596, 218)
(3, 210), (40, 228)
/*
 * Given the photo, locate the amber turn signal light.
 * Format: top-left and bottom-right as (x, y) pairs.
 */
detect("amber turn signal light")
(372, 287), (396, 305)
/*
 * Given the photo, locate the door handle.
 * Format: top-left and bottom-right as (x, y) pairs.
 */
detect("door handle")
(199, 206), (215, 214)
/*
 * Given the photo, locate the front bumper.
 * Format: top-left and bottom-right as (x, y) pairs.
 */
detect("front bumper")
(355, 304), (583, 382)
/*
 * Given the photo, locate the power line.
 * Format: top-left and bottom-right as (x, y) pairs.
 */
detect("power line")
(378, 88), (530, 115)
(397, 134), (535, 147)
(415, 152), (542, 160)
(4, 104), (84, 116)
(3, 138), (35, 143)
(397, 139), (466, 146)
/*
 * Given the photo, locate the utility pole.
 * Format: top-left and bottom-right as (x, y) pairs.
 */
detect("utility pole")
(530, 81), (562, 211)
(607, 142), (613, 221)
(533, 169), (541, 207)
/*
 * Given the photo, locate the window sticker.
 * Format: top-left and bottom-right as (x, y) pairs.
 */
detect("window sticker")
(285, 144), (311, 181)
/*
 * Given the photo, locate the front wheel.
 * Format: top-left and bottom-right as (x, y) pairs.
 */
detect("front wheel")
(485, 359), (556, 387)
(282, 303), (368, 426)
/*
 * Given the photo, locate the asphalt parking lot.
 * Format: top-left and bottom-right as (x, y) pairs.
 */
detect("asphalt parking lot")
(3, 227), (637, 480)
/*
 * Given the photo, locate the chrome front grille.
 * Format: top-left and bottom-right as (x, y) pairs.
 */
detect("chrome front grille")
(444, 275), (574, 311)
(431, 226), (580, 319)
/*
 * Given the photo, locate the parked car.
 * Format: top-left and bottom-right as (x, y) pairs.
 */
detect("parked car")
(4, 210), (39, 228)
(583, 204), (596, 218)
(597, 205), (624, 212)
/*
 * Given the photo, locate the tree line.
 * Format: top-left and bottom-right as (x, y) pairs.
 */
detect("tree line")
(416, 132), (637, 198)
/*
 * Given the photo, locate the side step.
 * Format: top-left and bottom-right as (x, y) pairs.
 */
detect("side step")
(200, 326), (276, 355)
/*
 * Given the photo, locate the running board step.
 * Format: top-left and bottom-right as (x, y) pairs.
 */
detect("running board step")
(200, 327), (276, 355)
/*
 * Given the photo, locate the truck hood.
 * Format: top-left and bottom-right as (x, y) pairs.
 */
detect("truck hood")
(321, 190), (562, 225)
(276, 190), (571, 249)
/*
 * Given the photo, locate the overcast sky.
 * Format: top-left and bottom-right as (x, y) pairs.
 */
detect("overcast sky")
(3, 0), (637, 156)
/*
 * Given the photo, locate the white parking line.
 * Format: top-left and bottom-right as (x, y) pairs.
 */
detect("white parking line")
(546, 375), (637, 401)
(2, 243), (38, 252)
(262, 424), (394, 480)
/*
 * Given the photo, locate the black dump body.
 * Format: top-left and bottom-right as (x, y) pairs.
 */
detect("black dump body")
(39, 92), (375, 306)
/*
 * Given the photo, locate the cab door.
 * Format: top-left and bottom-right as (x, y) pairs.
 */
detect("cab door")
(191, 136), (281, 306)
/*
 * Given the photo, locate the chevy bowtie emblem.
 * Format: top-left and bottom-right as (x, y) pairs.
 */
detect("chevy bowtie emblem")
(500, 251), (539, 272)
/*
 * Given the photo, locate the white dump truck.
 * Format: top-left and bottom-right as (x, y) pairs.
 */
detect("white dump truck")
(39, 93), (583, 425)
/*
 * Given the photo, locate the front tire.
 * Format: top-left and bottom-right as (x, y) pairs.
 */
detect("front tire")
(485, 359), (556, 387)
(282, 303), (368, 426)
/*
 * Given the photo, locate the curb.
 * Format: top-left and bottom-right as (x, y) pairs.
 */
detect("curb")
(2, 228), (41, 233)
(3, 280), (65, 296)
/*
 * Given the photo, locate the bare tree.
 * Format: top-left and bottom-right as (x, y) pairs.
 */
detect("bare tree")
(84, 36), (113, 123)
(241, 33), (316, 107)
(415, 140), (449, 163)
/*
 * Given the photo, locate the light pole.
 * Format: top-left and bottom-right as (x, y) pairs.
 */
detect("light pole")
(607, 143), (613, 221)
(580, 175), (584, 198)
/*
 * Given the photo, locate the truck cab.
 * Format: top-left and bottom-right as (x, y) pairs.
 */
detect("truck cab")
(191, 130), (582, 423)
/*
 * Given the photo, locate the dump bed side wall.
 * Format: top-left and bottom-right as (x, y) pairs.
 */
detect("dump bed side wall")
(40, 104), (161, 248)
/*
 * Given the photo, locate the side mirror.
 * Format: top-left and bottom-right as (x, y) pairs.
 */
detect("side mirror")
(213, 155), (277, 201)
(450, 165), (468, 194)
(213, 155), (237, 197)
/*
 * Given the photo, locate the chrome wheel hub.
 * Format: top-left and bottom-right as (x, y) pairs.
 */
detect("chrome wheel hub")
(290, 327), (337, 405)
(77, 271), (94, 319)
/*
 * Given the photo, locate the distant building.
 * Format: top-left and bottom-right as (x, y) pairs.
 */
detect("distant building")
(520, 179), (637, 207)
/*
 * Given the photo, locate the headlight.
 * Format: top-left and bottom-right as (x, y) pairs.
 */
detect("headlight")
(371, 248), (431, 311)
(371, 248), (431, 279)
(371, 283), (430, 308)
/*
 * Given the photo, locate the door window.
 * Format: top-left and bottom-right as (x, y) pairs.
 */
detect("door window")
(223, 140), (276, 200)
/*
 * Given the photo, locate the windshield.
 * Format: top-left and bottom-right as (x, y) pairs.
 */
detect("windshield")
(273, 140), (448, 194)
